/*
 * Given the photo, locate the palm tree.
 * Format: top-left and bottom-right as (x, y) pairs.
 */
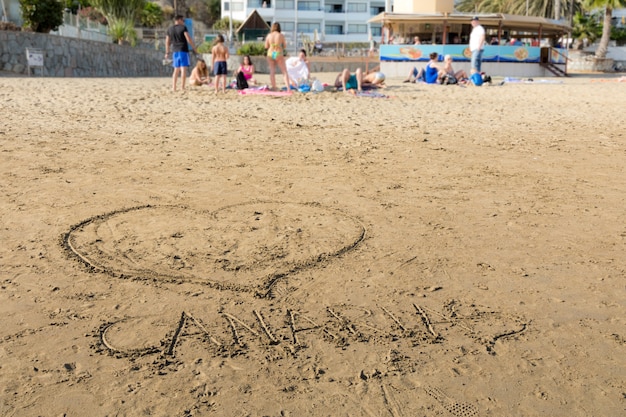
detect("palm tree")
(108, 18), (138, 45)
(90, 0), (144, 45)
(90, 0), (145, 22)
(571, 10), (601, 48)
(585, 0), (626, 58)
(456, 0), (577, 19)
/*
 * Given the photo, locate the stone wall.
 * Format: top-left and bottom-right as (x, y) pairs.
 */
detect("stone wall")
(567, 50), (616, 73)
(0, 31), (170, 77)
(2, 30), (379, 78)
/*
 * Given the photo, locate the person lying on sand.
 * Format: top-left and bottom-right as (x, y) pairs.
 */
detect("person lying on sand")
(335, 68), (386, 93)
(335, 68), (363, 93)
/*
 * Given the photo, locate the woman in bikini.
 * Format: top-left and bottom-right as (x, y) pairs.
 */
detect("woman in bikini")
(264, 23), (290, 90)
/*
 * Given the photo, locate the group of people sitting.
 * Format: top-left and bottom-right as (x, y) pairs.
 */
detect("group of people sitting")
(187, 54), (257, 88)
(189, 50), (483, 92)
(186, 22), (388, 93)
(185, 21), (482, 93)
(403, 52), (468, 85)
(187, 50), (314, 90)
(188, 48), (387, 93)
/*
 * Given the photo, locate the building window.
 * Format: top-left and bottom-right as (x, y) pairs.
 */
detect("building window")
(225, 1), (244, 11)
(324, 3), (344, 12)
(370, 25), (381, 36)
(348, 24), (367, 34)
(280, 22), (295, 31)
(298, 1), (321, 11)
(370, 6), (384, 15)
(275, 0), (294, 8)
(297, 22), (321, 32)
(347, 3), (367, 12)
(248, 0), (271, 7)
(325, 24), (343, 34)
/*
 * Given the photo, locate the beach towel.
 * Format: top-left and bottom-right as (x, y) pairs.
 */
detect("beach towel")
(238, 87), (293, 97)
(286, 57), (309, 85)
(503, 77), (563, 84)
(336, 84), (381, 92)
(356, 91), (389, 98)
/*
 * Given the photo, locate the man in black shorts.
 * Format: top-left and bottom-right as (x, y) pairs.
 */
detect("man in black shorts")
(165, 15), (197, 91)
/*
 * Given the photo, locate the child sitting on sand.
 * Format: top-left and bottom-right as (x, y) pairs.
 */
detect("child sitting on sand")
(189, 59), (211, 87)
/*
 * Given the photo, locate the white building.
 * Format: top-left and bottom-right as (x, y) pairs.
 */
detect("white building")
(1, 0), (23, 25)
(221, 0), (387, 43)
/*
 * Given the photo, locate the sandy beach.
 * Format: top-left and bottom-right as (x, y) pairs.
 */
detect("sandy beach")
(1, 72), (625, 416)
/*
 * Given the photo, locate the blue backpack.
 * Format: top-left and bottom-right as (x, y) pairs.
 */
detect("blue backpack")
(471, 72), (483, 86)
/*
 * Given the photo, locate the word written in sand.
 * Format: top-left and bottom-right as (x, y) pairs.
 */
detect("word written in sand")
(93, 300), (527, 363)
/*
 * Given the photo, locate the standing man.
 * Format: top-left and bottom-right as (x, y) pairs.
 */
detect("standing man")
(469, 16), (485, 75)
(165, 15), (197, 91)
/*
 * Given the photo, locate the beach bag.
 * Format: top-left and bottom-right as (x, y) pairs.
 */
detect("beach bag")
(236, 71), (248, 90)
(471, 72), (483, 86)
(441, 74), (457, 85)
(312, 79), (324, 92)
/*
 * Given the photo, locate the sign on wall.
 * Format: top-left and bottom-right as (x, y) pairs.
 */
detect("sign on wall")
(26, 48), (44, 76)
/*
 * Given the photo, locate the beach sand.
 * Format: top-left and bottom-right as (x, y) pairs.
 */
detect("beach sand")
(1, 73), (625, 416)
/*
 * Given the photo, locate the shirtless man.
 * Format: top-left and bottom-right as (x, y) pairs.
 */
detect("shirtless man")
(211, 34), (229, 93)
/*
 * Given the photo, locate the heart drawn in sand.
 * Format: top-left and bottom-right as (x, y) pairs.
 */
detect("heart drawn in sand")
(64, 202), (365, 295)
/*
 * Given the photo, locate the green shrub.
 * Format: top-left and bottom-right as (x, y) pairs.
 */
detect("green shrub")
(611, 27), (626, 45)
(63, 0), (91, 14)
(108, 17), (137, 45)
(20, 0), (64, 33)
(212, 17), (241, 32)
(140, 1), (163, 28)
(237, 42), (266, 56)
(196, 41), (213, 54)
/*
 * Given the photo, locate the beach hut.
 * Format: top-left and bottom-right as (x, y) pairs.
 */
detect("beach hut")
(235, 10), (270, 42)
(368, 12), (571, 77)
